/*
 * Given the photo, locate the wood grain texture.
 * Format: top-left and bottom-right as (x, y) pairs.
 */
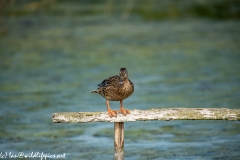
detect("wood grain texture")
(114, 122), (124, 160)
(52, 108), (240, 123)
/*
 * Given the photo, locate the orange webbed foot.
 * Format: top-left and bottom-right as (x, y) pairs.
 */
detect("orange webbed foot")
(108, 109), (117, 118)
(118, 108), (130, 116)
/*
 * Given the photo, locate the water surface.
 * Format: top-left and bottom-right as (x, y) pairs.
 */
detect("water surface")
(0, 2), (240, 160)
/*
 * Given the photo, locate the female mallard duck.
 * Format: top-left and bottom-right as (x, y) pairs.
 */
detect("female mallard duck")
(91, 68), (134, 118)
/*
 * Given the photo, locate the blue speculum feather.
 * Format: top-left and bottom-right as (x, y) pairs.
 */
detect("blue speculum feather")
(98, 79), (107, 87)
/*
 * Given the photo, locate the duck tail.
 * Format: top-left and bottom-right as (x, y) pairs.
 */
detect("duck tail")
(91, 90), (98, 93)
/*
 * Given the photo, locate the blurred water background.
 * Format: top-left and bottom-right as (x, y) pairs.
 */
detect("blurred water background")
(0, 0), (240, 159)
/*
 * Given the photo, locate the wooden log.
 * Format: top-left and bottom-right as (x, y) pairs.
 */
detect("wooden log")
(52, 108), (240, 123)
(52, 108), (240, 159)
(114, 122), (124, 160)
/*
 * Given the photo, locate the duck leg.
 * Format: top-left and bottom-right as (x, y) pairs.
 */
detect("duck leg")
(106, 100), (117, 118)
(119, 100), (130, 116)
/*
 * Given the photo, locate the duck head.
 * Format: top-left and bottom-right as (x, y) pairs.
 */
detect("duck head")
(119, 68), (128, 84)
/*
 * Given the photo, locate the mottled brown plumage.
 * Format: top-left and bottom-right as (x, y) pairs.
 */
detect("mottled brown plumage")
(91, 68), (134, 117)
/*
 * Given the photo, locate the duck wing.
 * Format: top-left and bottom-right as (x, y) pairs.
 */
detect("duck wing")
(97, 75), (119, 88)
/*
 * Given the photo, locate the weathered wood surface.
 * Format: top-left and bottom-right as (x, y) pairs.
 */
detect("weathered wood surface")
(52, 108), (240, 123)
(114, 122), (124, 160)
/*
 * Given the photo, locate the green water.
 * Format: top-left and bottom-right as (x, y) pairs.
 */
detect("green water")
(1, 1), (240, 160)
